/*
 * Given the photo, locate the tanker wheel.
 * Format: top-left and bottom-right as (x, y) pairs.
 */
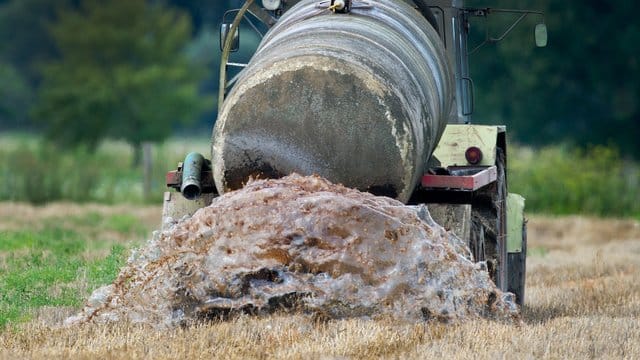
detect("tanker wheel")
(507, 219), (527, 306)
(471, 148), (508, 292)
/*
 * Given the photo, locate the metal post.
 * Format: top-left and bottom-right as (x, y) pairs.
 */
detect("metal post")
(142, 142), (153, 201)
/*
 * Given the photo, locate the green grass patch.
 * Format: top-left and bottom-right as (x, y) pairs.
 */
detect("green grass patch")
(66, 212), (147, 237)
(69, 211), (104, 228)
(105, 214), (147, 235)
(510, 145), (640, 219)
(84, 244), (128, 289)
(0, 215), (140, 328)
(0, 228), (85, 254)
(528, 247), (549, 258)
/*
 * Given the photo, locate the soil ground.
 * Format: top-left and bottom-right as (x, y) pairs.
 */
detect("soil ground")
(1, 203), (639, 359)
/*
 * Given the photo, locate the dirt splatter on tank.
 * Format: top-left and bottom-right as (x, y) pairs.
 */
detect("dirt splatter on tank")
(212, 0), (454, 202)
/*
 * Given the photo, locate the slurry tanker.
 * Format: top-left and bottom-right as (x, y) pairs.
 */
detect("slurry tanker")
(164, 0), (547, 306)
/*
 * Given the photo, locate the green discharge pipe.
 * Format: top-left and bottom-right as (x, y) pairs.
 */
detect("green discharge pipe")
(181, 152), (205, 200)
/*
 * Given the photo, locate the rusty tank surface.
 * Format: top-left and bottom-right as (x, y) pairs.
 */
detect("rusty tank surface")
(212, 0), (454, 202)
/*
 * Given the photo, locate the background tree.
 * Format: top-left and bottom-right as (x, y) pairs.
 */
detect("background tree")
(467, 0), (640, 157)
(33, 0), (211, 162)
(0, 63), (33, 129)
(0, 0), (70, 129)
(3, 0), (638, 158)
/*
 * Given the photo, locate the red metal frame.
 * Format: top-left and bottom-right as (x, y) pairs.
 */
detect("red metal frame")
(421, 166), (497, 191)
(166, 170), (181, 189)
(168, 166), (497, 193)
(166, 170), (182, 187)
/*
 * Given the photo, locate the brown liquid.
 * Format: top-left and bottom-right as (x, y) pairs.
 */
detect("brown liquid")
(67, 174), (518, 327)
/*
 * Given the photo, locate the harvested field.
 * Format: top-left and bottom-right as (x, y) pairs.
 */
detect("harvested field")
(1, 202), (639, 359)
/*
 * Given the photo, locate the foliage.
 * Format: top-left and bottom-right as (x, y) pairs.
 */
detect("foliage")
(468, 0), (640, 158)
(183, 25), (262, 131)
(0, 0), (66, 84)
(0, 204), (158, 328)
(0, 133), (210, 204)
(2, 0), (639, 155)
(0, 63), (33, 129)
(169, 0), (238, 33)
(0, 0), (71, 129)
(1, 133), (638, 218)
(33, 0), (212, 154)
(509, 145), (640, 218)
(0, 230), (127, 328)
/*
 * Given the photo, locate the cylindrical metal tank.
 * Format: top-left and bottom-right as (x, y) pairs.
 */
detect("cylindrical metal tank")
(212, 0), (454, 202)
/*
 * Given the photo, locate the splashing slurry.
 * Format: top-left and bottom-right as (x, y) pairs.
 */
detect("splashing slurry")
(66, 174), (519, 327)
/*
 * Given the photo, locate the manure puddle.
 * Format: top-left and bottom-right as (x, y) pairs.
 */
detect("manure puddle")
(67, 174), (518, 327)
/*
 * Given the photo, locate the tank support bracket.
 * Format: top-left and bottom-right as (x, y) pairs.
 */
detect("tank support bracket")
(421, 165), (497, 191)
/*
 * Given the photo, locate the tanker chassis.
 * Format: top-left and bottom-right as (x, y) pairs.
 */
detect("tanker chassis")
(164, 0), (547, 307)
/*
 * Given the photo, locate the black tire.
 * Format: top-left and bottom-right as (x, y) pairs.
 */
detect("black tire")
(471, 148), (508, 291)
(507, 220), (527, 306)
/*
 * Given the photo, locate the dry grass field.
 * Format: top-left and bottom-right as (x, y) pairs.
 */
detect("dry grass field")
(1, 203), (639, 359)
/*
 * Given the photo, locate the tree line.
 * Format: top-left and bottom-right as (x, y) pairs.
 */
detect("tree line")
(467, 0), (639, 157)
(1, 0), (638, 158)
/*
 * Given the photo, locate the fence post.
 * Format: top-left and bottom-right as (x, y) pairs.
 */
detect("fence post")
(143, 142), (153, 201)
